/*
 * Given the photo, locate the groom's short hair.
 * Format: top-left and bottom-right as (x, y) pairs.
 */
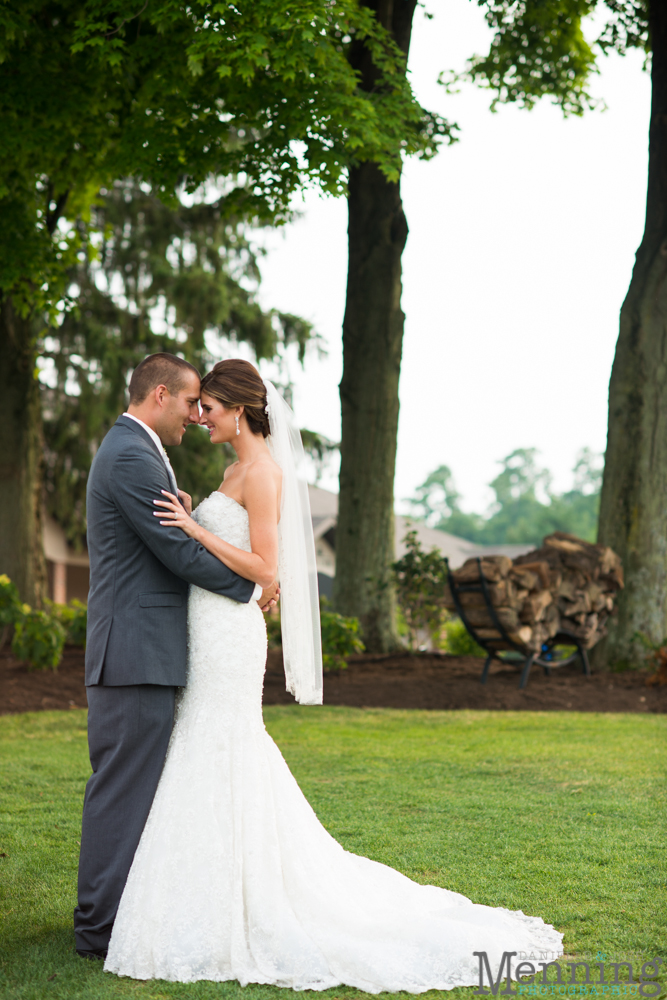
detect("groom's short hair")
(129, 353), (200, 404)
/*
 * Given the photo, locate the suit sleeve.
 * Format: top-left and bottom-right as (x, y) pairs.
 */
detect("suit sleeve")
(111, 448), (256, 603)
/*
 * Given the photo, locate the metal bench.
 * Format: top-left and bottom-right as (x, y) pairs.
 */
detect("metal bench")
(445, 557), (591, 689)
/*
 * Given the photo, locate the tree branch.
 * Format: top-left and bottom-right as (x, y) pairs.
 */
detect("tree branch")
(45, 189), (69, 235)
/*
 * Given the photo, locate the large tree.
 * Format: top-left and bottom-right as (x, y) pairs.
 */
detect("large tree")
(0, 0), (439, 603)
(446, 0), (654, 665)
(333, 0), (599, 650)
(596, 3), (666, 665)
(334, 1), (442, 650)
(335, 0), (657, 654)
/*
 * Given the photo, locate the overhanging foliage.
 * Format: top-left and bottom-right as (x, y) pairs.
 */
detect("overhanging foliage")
(0, 0), (454, 316)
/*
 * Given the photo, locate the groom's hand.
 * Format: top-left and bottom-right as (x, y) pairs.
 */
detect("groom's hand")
(177, 490), (192, 515)
(258, 581), (280, 613)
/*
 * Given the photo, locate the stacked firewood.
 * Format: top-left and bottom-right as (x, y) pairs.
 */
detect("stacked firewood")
(443, 533), (623, 652)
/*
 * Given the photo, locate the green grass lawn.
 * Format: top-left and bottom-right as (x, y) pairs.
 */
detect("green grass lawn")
(0, 707), (665, 1000)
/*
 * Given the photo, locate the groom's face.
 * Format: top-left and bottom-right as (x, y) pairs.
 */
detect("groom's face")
(156, 372), (202, 447)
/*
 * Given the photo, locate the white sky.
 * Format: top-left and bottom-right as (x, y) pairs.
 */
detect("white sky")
(254, 0), (651, 514)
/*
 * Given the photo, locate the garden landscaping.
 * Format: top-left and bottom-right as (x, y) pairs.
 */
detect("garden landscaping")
(1, 646), (666, 716)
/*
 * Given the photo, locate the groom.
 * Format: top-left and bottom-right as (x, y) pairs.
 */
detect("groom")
(74, 352), (278, 959)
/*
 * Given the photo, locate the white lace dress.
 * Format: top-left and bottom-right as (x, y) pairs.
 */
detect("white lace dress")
(104, 491), (563, 989)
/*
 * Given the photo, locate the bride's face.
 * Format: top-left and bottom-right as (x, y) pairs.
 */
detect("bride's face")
(199, 391), (241, 444)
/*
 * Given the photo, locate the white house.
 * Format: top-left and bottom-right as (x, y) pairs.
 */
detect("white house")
(43, 515), (90, 605)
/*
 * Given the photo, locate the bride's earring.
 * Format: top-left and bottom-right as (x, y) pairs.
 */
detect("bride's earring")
(235, 415), (240, 436)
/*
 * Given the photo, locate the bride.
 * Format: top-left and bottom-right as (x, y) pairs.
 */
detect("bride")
(104, 358), (563, 989)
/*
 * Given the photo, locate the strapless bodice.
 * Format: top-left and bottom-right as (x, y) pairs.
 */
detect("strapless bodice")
(192, 491), (251, 551)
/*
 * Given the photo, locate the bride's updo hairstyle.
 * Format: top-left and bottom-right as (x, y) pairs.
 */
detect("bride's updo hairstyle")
(200, 359), (270, 438)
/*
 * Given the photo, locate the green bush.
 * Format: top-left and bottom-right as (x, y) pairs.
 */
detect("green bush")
(393, 530), (449, 650)
(12, 608), (67, 671)
(265, 600), (365, 671)
(0, 574), (22, 628)
(442, 617), (486, 658)
(320, 601), (365, 671)
(395, 606), (409, 640)
(266, 609), (283, 650)
(0, 575), (87, 669)
(47, 599), (87, 647)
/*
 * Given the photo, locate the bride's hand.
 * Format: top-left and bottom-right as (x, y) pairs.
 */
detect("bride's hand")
(153, 491), (199, 538)
(177, 489), (192, 515)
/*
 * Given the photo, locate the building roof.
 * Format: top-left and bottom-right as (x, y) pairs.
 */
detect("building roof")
(307, 485), (531, 569)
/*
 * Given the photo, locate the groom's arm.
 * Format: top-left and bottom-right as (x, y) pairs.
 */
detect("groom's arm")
(111, 449), (257, 603)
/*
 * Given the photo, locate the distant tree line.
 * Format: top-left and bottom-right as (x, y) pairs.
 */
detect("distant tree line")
(407, 449), (602, 547)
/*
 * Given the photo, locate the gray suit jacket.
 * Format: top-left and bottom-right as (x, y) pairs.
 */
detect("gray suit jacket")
(85, 415), (255, 686)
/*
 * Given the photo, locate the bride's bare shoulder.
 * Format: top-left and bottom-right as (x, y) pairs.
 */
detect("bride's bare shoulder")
(263, 453), (282, 479)
(242, 456), (281, 515)
(246, 454), (282, 490)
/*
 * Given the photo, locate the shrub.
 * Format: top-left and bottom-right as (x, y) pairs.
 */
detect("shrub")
(395, 606), (409, 641)
(393, 531), (450, 650)
(266, 608), (282, 650)
(442, 617), (486, 658)
(632, 631), (667, 683)
(12, 608), (67, 671)
(0, 575), (86, 669)
(320, 601), (365, 671)
(0, 574), (22, 628)
(265, 600), (365, 671)
(47, 599), (87, 647)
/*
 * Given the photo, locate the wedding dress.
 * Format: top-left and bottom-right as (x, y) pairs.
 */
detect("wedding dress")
(105, 490), (563, 990)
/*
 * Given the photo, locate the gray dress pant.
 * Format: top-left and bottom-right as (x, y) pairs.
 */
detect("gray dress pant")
(74, 683), (175, 954)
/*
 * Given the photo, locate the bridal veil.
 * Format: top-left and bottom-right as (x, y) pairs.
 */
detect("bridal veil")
(263, 380), (323, 705)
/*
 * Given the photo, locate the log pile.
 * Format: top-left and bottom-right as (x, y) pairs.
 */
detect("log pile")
(443, 532), (623, 652)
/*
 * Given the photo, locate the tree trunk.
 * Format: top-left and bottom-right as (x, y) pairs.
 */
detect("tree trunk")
(333, 0), (416, 652)
(597, 0), (667, 666)
(0, 297), (47, 605)
(334, 162), (408, 650)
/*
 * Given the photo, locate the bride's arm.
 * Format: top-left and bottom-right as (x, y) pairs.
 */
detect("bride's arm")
(153, 467), (279, 588)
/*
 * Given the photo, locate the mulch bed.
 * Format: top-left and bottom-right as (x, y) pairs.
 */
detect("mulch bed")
(1, 646), (665, 716)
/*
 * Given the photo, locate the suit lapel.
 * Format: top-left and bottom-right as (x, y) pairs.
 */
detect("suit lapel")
(115, 416), (179, 495)
(115, 414), (164, 463)
(116, 414), (171, 468)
